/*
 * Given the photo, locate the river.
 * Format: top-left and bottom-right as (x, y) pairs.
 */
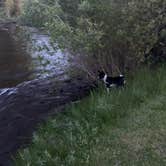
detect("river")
(0, 23), (93, 166)
(0, 25), (70, 92)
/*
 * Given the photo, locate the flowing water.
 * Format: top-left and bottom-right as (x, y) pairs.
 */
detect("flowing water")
(0, 25), (70, 94)
(0, 24), (92, 166)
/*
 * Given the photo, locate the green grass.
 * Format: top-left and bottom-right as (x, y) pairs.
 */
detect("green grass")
(14, 65), (166, 166)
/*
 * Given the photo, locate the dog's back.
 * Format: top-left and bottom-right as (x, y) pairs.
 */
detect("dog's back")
(98, 71), (125, 88)
(107, 75), (125, 87)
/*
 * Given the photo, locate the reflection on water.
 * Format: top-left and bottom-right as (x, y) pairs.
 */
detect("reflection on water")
(0, 29), (32, 88)
(0, 27), (70, 89)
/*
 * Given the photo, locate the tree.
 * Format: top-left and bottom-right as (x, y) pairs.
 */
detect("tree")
(21, 0), (166, 73)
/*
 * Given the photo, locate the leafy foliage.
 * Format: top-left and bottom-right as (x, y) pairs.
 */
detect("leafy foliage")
(0, 0), (22, 18)
(20, 0), (61, 27)
(21, 0), (166, 72)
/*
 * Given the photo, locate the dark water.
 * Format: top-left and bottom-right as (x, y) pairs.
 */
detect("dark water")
(0, 27), (70, 90)
(0, 29), (32, 88)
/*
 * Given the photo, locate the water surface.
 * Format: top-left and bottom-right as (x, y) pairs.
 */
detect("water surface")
(0, 27), (70, 89)
(0, 29), (31, 88)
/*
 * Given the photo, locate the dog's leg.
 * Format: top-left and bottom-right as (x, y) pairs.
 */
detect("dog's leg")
(106, 84), (110, 93)
(110, 84), (116, 87)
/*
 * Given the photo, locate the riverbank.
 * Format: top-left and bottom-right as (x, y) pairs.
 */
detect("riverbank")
(0, 21), (95, 166)
(14, 65), (166, 165)
(0, 75), (94, 166)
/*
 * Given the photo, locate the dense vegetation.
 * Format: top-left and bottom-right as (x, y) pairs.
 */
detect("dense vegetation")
(20, 0), (166, 73)
(0, 0), (21, 18)
(15, 65), (166, 165)
(1, 1), (165, 165)
(1, 0), (165, 72)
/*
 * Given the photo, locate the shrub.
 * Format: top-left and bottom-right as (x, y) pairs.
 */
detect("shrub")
(20, 0), (61, 27)
(21, 0), (166, 73)
(3, 0), (22, 17)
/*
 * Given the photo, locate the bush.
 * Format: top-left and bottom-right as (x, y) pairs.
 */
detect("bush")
(2, 0), (22, 17)
(21, 0), (166, 73)
(20, 0), (61, 27)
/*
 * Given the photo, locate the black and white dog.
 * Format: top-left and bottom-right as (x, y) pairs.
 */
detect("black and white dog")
(98, 71), (125, 91)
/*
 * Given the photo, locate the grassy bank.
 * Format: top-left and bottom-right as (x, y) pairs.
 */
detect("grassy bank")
(14, 66), (166, 166)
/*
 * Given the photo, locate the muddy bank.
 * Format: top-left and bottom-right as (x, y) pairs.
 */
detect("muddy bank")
(0, 76), (94, 166)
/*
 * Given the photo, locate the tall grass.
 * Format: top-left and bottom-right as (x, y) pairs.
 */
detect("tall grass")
(14, 65), (166, 166)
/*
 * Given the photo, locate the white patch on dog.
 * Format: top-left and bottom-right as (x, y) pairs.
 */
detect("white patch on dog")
(120, 74), (123, 77)
(103, 74), (108, 83)
(110, 84), (116, 87)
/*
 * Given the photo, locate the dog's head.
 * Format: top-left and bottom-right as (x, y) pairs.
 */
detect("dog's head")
(98, 71), (105, 80)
